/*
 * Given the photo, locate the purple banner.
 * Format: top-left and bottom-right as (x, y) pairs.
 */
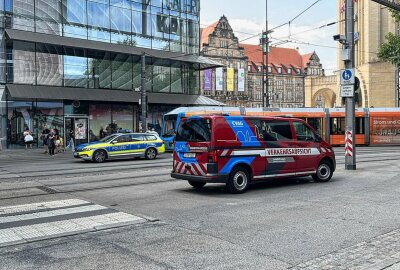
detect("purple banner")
(203, 69), (212, 91)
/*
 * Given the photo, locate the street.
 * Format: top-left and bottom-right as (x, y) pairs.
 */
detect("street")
(0, 147), (400, 269)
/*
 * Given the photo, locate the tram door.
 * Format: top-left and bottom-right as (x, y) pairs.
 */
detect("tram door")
(65, 117), (89, 146)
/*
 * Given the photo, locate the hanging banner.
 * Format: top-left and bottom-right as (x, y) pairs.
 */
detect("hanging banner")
(216, 68), (223, 91)
(238, 68), (245, 92)
(227, 68), (234, 92)
(203, 69), (212, 91)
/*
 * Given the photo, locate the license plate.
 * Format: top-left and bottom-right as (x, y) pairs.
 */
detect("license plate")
(183, 152), (196, 158)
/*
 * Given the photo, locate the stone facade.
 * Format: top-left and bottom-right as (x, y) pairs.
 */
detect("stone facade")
(336, 0), (398, 108)
(199, 16), (250, 107)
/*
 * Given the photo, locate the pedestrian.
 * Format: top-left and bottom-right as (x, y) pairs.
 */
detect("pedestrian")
(54, 129), (61, 154)
(23, 128), (33, 149)
(41, 125), (50, 154)
(66, 128), (75, 151)
(99, 127), (106, 139)
(47, 129), (56, 156)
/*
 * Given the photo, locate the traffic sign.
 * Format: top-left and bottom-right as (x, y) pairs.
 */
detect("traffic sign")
(340, 69), (355, 85)
(340, 85), (354, 97)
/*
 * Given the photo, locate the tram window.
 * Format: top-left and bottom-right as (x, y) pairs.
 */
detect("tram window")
(330, 118), (345, 135)
(355, 118), (365, 134)
(306, 118), (322, 135)
(330, 117), (365, 135)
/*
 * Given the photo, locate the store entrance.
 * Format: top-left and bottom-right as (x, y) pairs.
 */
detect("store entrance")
(65, 117), (89, 147)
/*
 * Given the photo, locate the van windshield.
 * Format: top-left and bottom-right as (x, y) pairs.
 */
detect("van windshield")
(175, 118), (211, 142)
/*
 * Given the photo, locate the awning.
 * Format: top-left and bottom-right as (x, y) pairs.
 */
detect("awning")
(6, 84), (225, 106)
(5, 29), (223, 70)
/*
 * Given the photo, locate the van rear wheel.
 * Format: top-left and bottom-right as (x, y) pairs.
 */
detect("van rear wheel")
(227, 166), (250, 194)
(312, 160), (333, 182)
(188, 181), (206, 189)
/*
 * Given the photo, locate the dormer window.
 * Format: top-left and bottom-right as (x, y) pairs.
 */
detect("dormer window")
(277, 67), (282, 74)
(287, 68), (292, 74)
(296, 68), (301, 74)
(248, 65), (252, 71)
(268, 66), (272, 73)
(257, 66), (262, 72)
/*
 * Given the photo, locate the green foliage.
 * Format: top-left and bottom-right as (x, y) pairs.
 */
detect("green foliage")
(378, 32), (400, 66)
(378, 7), (400, 66)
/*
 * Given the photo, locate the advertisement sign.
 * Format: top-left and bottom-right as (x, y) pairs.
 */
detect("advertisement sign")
(238, 68), (245, 92)
(74, 119), (87, 140)
(203, 69), (212, 91)
(216, 68), (223, 91)
(370, 115), (400, 144)
(227, 68), (234, 92)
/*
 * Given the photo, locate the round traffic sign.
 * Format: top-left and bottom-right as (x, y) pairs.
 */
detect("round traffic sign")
(342, 70), (353, 81)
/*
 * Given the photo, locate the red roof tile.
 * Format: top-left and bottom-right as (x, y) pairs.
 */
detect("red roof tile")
(302, 53), (313, 68)
(240, 43), (304, 73)
(200, 22), (218, 48)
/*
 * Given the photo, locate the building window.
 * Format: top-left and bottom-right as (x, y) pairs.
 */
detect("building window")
(297, 68), (301, 74)
(277, 67), (282, 74)
(257, 66), (262, 72)
(287, 68), (291, 74)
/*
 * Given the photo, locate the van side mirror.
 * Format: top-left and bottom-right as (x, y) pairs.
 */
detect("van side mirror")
(314, 134), (322, 142)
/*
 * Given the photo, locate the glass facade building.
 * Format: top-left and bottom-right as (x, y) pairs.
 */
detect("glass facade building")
(0, 0), (220, 149)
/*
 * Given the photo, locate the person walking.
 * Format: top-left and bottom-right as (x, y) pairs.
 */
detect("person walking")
(41, 125), (50, 154)
(47, 129), (56, 156)
(66, 128), (75, 151)
(23, 128), (33, 149)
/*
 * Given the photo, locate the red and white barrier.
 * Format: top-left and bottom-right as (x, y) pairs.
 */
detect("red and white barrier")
(345, 130), (353, 157)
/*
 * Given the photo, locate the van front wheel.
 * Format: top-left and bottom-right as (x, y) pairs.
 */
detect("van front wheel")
(312, 160), (333, 182)
(227, 166), (250, 194)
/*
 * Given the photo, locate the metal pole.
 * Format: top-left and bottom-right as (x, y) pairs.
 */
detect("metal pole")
(262, 38), (265, 108)
(345, 0), (356, 170)
(141, 53), (147, 133)
(265, 0), (269, 108)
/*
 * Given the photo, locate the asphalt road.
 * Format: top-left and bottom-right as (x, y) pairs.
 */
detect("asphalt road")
(0, 146), (400, 269)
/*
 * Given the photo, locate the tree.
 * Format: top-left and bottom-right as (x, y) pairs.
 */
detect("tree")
(378, 9), (400, 66)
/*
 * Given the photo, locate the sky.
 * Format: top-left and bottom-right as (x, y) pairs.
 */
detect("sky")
(200, 0), (338, 74)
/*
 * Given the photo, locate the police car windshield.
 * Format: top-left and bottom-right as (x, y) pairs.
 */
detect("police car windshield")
(175, 118), (211, 142)
(99, 134), (119, 143)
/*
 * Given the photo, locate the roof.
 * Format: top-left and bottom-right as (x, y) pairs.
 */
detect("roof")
(240, 43), (304, 75)
(302, 53), (314, 68)
(6, 29), (223, 70)
(6, 84), (225, 106)
(200, 22), (218, 49)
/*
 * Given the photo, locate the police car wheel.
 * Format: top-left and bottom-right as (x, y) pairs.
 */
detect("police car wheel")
(227, 167), (249, 194)
(93, 150), (106, 163)
(312, 160), (333, 182)
(145, 148), (157, 160)
(188, 181), (206, 189)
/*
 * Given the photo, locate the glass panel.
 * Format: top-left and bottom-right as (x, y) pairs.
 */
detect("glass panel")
(170, 61), (182, 93)
(63, 0), (87, 38)
(7, 101), (34, 147)
(36, 101), (64, 147)
(89, 103), (111, 141)
(293, 122), (316, 141)
(35, 0), (62, 35)
(12, 0), (35, 31)
(132, 56), (141, 89)
(63, 55), (88, 88)
(260, 120), (293, 141)
(36, 44), (63, 86)
(88, 51), (111, 89)
(111, 53), (133, 90)
(112, 104), (133, 132)
(13, 41), (36, 85)
(189, 65), (199, 95)
(87, 1), (110, 42)
(153, 59), (170, 93)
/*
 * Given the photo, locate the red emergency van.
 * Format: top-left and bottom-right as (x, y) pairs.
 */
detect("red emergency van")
(171, 115), (336, 194)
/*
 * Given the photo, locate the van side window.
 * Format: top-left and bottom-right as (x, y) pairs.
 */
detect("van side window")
(260, 120), (293, 141)
(293, 122), (316, 141)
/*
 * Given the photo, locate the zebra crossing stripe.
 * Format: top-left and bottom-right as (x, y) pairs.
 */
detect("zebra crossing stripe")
(0, 199), (146, 247)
